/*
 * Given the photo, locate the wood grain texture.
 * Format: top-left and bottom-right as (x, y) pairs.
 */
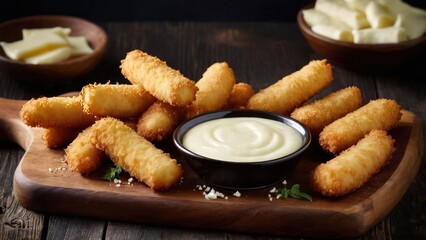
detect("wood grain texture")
(1, 21), (425, 240)
(0, 96), (421, 238)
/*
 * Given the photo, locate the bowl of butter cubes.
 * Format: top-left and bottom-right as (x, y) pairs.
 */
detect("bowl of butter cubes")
(0, 15), (107, 83)
(297, 0), (426, 72)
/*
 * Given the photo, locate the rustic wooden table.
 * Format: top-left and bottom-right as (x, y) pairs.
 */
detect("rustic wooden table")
(0, 21), (425, 239)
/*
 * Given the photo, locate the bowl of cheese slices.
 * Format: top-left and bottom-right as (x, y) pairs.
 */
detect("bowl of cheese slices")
(0, 15), (107, 83)
(297, 0), (426, 72)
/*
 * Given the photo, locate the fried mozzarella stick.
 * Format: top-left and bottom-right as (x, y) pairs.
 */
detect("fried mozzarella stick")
(246, 60), (333, 115)
(65, 126), (105, 175)
(137, 101), (183, 142)
(20, 96), (96, 129)
(185, 62), (236, 119)
(91, 117), (183, 191)
(225, 82), (255, 109)
(120, 49), (197, 106)
(42, 127), (81, 149)
(290, 86), (363, 135)
(319, 98), (401, 154)
(311, 130), (395, 197)
(81, 83), (156, 118)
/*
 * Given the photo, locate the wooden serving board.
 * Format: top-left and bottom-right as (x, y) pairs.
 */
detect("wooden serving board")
(1, 96), (423, 238)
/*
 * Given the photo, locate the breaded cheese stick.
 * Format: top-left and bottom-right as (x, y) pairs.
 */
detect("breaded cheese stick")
(225, 82), (255, 109)
(137, 101), (183, 142)
(42, 127), (81, 149)
(65, 126), (105, 175)
(91, 117), (183, 191)
(185, 62), (235, 119)
(20, 96), (96, 129)
(81, 83), (156, 118)
(311, 130), (395, 197)
(290, 86), (363, 135)
(319, 98), (401, 154)
(120, 49), (197, 106)
(246, 60), (333, 115)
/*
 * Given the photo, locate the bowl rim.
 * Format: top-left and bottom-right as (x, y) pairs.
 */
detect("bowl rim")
(0, 14), (108, 67)
(297, 4), (426, 50)
(173, 109), (312, 166)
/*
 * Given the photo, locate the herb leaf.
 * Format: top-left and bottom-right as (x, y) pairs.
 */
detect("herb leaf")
(278, 184), (312, 202)
(102, 166), (122, 181)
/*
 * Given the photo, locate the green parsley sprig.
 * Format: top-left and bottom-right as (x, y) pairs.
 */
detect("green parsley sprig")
(102, 166), (122, 181)
(277, 184), (312, 202)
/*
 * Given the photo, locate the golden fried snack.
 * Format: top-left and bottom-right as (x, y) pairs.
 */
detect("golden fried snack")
(42, 127), (81, 149)
(319, 98), (401, 154)
(123, 119), (138, 131)
(81, 83), (156, 118)
(311, 130), (395, 197)
(91, 117), (183, 191)
(246, 60), (333, 115)
(225, 82), (255, 109)
(20, 96), (96, 129)
(65, 126), (105, 175)
(120, 49), (197, 106)
(290, 86), (363, 135)
(185, 62), (236, 119)
(137, 101), (183, 142)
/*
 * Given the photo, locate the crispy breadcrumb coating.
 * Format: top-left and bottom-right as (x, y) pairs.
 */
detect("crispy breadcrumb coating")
(291, 86), (362, 135)
(91, 117), (182, 191)
(319, 98), (401, 154)
(311, 130), (395, 197)
(120, 49), (197, 106)
(247, 59), (333, 115)
(81, 83), (155, 118)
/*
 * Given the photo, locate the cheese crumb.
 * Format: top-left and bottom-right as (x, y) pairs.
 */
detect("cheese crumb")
(233, 191), (241, 197)
(127, 177), (134, 185)
(205, 189), (217, 200)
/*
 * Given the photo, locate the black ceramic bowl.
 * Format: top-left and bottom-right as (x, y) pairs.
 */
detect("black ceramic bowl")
(173, 110), (311, 189)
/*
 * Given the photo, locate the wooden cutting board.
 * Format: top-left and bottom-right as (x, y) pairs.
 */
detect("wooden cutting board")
(1, 95), (423, 238)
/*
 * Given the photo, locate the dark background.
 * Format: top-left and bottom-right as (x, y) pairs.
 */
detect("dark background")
(2, 0), (424, 23)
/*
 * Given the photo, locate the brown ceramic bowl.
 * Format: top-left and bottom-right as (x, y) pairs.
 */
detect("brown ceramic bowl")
(297, 6), (426, 72)
(0, 15), (108, 83)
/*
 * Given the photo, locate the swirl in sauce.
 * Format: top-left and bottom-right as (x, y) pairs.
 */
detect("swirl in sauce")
(182, 117), (302, 162)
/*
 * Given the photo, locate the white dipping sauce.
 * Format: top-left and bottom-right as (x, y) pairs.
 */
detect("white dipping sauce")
(182, 117), (302, 162)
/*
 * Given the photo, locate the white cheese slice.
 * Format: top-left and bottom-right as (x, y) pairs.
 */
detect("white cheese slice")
(352, 26), (407, 44)
(312, 25), (354, 42)
(345, 0), (373, 12)
(365, 1), (395, 28)
(303, 9), (351, 30)
(24, 46), (72, 64)
(0, 31), (68, 60)
(315, 0), (370, 29)
(68, 36), (94, 56)
(393, 14), (426, 40)
(22, 27), (72, 39)
(378, 0), (426, 39)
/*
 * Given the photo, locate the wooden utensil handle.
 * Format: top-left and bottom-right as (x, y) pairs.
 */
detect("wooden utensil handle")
(0, 97), (32, 150)
(0, 97), (26, 119)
